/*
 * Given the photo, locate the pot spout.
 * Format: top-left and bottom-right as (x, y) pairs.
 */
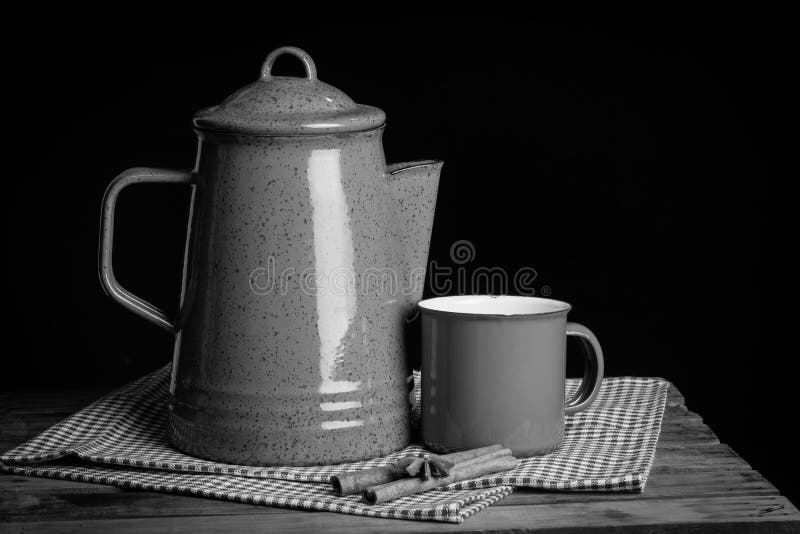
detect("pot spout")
(386, 160), (443, 303)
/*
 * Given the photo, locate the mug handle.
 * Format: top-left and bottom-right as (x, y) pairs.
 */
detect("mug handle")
(99, 167), (193, 333)
(564, 322), (605, 415)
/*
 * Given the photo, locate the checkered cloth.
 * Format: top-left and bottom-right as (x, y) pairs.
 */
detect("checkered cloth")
(1, 365), (669, 523)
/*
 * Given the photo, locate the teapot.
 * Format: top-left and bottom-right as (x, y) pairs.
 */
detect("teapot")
(99, 47), (442, 465)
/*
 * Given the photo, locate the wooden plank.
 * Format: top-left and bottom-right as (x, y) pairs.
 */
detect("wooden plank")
(664, 402), (702, 419)
(0, 475), (127, 495)
(0, 461), (771, 499)
(651, 443), (750, 471)
(0, 389), (110, 415)
(657, 426), (720, 445)
(1, 495), (798, 533)
(666, 382), (685, 407)
(0, 389), (108, 445)
(1, 415), (76, 444)
(0, 467), (781, 524)
(3, 383), (797, 533)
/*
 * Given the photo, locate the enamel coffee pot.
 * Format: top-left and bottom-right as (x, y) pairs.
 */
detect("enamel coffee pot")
(99, 47), (442, 465)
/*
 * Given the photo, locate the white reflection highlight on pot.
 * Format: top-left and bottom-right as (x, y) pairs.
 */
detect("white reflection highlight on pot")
(307, 148), (361, 395)
(320, 400), (363, 411)
(321, 420), (365, 430)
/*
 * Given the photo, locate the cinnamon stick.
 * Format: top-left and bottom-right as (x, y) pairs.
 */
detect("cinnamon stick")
(363, 449), (518, 505)
(331, 466), (395, 496)
(330, 444), (504, 496)
(440, 444), (505, 464)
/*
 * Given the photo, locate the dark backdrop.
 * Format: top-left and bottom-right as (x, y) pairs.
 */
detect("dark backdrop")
(3, 13), (791, 502)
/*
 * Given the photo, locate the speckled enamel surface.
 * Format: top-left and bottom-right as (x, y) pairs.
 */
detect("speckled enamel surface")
(167, 127), (441, 466)
(95, 47), (444, 466)
(386, 161), (443, 316)
(193, 66), (385, 136)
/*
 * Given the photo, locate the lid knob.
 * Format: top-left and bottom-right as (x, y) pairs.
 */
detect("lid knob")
(260, 46), (317, 81)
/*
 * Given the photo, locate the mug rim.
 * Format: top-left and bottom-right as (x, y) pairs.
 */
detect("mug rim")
(417, 295), (572, 319)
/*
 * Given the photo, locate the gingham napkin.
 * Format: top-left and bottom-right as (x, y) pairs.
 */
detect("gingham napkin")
(0, 365), (669, 523)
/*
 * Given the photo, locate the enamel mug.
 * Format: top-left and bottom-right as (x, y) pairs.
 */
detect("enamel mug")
(418, 295), (604, 456)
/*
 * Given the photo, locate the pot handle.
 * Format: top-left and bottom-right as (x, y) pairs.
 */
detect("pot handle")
(99, 167), (193, 333)
(564, 322), (605, 415)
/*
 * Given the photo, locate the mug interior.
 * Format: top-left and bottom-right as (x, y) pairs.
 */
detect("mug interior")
(418, 295), (571, 316)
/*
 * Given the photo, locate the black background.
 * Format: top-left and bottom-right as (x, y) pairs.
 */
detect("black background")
(3, 13), (792, 503)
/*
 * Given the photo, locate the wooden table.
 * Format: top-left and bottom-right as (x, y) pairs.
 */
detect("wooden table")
(1, 384), (798, 533)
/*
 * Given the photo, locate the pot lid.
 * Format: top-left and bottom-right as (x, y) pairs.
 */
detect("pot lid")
(193, 46), (385, 136)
